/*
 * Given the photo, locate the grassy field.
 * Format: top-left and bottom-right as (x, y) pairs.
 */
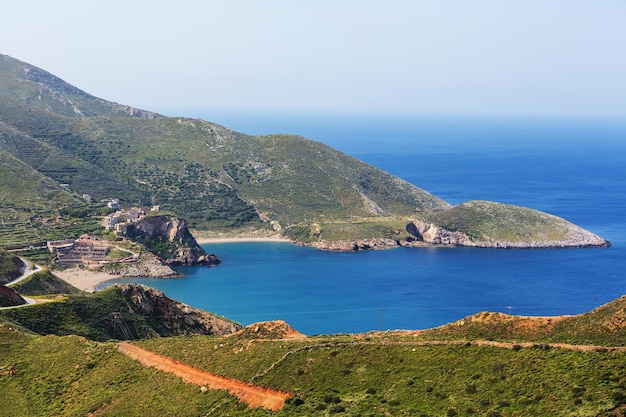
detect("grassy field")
(1, 286), (626, 416)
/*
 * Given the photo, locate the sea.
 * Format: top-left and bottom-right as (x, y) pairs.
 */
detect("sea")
(101, 113), (626, 336)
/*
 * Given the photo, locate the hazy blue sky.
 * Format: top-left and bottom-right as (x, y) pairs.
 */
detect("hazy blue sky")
(2, 1), (625, 117)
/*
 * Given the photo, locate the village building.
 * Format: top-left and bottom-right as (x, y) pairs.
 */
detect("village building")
(107, 199), (121, 210)
(114, 223), (127, 235)
(102, 214), (120, 230)
(47, 235), (111, 266)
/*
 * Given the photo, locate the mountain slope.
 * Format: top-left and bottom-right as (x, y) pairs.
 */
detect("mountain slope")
(0, 54), (609, 248)
(418, 295), (626, 347)
(0, 145), (103, 247)
(2, 292), (626, 416)
(0, 54), (450, 238)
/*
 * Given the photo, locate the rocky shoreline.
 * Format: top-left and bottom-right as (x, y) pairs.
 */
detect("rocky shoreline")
(303, 223), (610, 253)
(107, 251), (180, 278)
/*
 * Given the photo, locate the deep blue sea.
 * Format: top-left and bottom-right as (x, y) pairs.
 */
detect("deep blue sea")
(102, 114), (626, 335)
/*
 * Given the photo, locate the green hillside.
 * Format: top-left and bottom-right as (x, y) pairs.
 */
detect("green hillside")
(427, 201), (578, 242)
(0, 284), (240, 341)
(1, 295), (626, 416)
(0, 146), (102, 247)
(417, 200), (609, 248)
(0, 54), (449, 242)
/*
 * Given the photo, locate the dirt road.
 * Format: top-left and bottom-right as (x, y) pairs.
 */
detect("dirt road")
(116, 342), (291, 411)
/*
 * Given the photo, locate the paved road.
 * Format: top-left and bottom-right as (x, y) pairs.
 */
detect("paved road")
(5, 257), (42, 286)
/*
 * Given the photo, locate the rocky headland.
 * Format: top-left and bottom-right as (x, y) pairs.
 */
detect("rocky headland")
(117, 284), (241, 336)
(124, 215), (220, 266)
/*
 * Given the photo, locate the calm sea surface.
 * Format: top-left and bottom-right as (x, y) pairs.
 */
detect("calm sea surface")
(102, 115), (626, 335)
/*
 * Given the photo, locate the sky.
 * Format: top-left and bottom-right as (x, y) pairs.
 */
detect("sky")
(1, 1), (626, 118)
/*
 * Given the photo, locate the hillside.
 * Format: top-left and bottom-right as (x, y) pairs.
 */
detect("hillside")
(8, 269), (83, 296)
(1, 295), (625, 416)
(0, 284), (241, 341)
(416, 295), (626, 347)
(0, 54), (448, 241)
(0, 147), (103, 247)
(0, 249), (23, 284)
(0, 54), (610, 249)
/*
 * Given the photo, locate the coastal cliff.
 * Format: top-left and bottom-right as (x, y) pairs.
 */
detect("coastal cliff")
(117, 284), (241, 336)
(125, 215), (220, 266)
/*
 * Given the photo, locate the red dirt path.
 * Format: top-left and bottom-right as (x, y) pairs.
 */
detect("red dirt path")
(117, 342), (291, 411)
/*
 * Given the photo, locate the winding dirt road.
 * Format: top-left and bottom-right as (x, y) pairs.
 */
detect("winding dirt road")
(116, 342), (291, 411)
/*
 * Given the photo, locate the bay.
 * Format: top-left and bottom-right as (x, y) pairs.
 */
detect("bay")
(102, 115), (626, 335)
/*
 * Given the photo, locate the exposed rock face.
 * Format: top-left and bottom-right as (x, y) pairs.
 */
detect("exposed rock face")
(118, 284), (241, 336)
(407, 219), (611, 249)
(314, 238), (401, 252)
(0, 285), (26, 307)
(125, 215), (220, 266)
(105, 251), (179, 278)
(407, 220), (473, 246)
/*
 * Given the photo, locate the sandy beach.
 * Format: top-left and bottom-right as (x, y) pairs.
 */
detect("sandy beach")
(53, 237), (289, 292)
(54, 269), (119, 293)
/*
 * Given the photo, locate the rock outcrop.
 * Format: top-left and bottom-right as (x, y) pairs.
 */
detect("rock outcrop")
(407, 220), (474, 246)
(0, 285), (26, 307)
(125, 215), (220, 266)
(118, 284), (241, 336)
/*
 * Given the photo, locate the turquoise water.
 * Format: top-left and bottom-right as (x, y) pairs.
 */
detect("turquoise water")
(102, 116), (626, 335)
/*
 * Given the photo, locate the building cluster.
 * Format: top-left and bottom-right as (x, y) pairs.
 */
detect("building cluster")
(102, 201), (160, 234)
(47, 235), (112, 266)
